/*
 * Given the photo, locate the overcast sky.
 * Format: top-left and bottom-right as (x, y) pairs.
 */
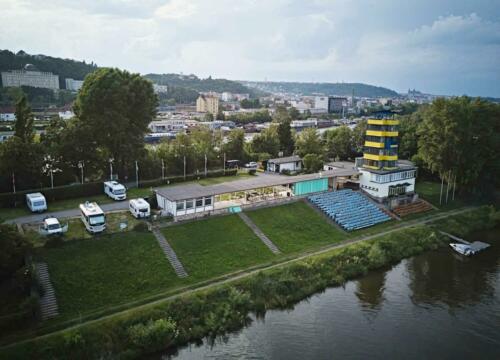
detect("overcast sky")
(1, 0), (499, 96)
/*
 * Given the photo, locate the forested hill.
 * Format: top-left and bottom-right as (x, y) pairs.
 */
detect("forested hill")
(144, 73), (265, 98)
(241, 81), (399, 98)
(0, 50), (98, 89)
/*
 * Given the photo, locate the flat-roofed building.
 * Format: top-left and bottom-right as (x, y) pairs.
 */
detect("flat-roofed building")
(65, 78), (84, 91)
(1, 64), (59, 90)
(196, 94), (219, 114)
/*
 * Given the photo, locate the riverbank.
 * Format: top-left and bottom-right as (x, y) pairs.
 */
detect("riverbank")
(1, 205), (497, 359)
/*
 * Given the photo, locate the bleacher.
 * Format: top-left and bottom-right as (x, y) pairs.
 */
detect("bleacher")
(308, 189), (391, 231)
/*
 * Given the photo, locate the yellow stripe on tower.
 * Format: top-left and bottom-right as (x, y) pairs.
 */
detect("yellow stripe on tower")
(364, 141), (385, 148)
(366, 130), (398, 137)
(363, 154), (398, 161)
(367, 119), (400, 125)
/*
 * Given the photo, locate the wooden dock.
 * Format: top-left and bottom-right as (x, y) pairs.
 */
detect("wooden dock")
(440, 231), (490, 252)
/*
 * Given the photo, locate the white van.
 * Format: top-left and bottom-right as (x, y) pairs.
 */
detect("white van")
(104, 181), (127, 201)
(129, 198), (150, 218)
(26, 192), (47, 213)
(79, 202), (106, 233)
(42, 217), (63, 235)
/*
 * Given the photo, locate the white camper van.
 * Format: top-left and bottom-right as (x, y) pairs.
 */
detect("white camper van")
(129, 198), (151, 219)
(104, 181), (127, 201)
(79, 202), (106, 233)
(26, 193), (47, 212)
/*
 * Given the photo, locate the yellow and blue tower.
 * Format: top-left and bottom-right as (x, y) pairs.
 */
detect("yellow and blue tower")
(363, 115), (399, 171)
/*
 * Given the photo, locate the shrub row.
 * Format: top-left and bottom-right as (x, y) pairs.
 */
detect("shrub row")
(0, 169), (238, 208)
(2, 206), (497, 359)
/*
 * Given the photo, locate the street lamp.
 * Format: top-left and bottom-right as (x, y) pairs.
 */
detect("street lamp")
(78, 161), (85, 184)
(109, 158), (114, 180)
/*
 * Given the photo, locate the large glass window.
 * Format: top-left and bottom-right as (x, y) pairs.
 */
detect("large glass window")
(204, 197), (212, 206)
(176, 201), (185, 211)
(186, 200), (194, 209)
(196, 198), (203, 207)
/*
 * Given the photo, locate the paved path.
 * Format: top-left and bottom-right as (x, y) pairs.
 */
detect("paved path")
(0, 207), (476, 350)
(151, 228), (188, 278)
(238, 212), (281, 254)
(35, 263), (59, 321)
(6, 201), (128, 225)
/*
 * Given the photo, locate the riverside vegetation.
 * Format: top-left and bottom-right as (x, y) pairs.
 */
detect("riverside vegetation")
(1, 206), (497, 360)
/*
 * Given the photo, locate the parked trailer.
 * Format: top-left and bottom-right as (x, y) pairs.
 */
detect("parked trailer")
(104, 181), (127, 201)
(26, 192), (47, 213)
(79, 202), (106, 233)
(129, 198), (151, 218)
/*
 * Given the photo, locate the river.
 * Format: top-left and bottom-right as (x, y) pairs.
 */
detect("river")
(165, 228), (499, 359)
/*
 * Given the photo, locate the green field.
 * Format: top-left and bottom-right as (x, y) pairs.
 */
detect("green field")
(246, 201), (347, 253)
(40, 231), (182, 318)
(415, 180), (467, 210)
(162, 215), (276, 281)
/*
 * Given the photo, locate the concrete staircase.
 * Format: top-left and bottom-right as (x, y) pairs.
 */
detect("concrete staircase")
(35, 262), (59, 321)
(238, 212), (281, 254)
(152, 228), (188, 278)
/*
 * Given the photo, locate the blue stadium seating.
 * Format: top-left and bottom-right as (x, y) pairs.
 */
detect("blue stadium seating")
(308, 190), (391, 231)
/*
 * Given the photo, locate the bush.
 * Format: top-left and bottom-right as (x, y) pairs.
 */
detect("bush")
(127, 318), (178, 353)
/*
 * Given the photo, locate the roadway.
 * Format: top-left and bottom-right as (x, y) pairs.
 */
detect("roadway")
(6, 201), (129, 225)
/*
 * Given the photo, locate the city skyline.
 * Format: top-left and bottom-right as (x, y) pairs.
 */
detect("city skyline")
(1, 0), (499, 97)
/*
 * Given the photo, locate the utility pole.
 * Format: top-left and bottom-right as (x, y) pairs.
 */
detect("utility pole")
(439, 174), (444, 205)
(135, 161), (139, 188)
(109, 158), (114, 180)
(445, 170), (451, 204)
(161, 159), (165, 180)
(50, 169), (54, 189)
(12, 172), (16, 193)
(204, 153), (207, 177)
(223, 152), (226, 175)
(452, 172), (457, 201)
(183, 155), (186, 180)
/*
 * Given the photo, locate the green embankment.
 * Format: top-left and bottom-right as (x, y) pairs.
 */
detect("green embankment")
(2, 206), (497, 360)
(246, 201), (345, 253)
(162, 215), (276, 281)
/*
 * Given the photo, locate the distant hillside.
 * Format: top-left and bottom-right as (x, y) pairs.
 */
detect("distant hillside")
(241, 81), (399, 98)
(0, 50), (98, 89)
(144, 73), (265, 98)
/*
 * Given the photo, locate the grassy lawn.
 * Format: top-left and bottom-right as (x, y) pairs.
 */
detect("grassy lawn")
(246, 201), (347, 254)
(415, 180), (468, 210)
(39, 231), (182, 318)
(162, 215), (276, 281)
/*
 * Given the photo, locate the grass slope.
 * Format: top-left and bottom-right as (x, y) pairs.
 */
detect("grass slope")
(162, 215), (275, 281)
(246, 201), (346, 253)
(40, 231), (181, 318)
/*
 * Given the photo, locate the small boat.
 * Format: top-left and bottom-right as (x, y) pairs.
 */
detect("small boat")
(449, 243), (475, 256)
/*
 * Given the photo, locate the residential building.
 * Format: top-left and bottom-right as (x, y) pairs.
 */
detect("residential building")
(1, 64), (59, 90)
(58, 110), (75, 120)
(314, 96), (329, 110)
(266, 155), (303, 173)
(196, 94), (219, 114)
(65, 78), (84, 91)
(153, 84), (169, 94)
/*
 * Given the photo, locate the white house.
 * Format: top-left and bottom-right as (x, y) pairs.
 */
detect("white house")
(266, 155), (302, 173)
(0, 113), (15, 121)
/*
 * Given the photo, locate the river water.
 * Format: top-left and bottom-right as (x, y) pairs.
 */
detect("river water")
(166, 229), (499, 360)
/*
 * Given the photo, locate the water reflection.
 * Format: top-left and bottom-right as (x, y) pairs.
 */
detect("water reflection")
(355, 270), (387, 309)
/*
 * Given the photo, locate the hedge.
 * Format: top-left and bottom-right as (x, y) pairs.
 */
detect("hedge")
(0, 169), (238, 208)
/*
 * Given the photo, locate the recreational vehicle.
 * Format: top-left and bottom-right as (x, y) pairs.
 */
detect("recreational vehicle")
(104, 181), (127, 201)
(79, 202), (106, 233)
(129, 198), (151, 218)
(26, 192), (47, 212)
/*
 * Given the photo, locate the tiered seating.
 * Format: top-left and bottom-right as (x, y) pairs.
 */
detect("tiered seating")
(308, 190), (391, 231)
(393, 200), (433, 217)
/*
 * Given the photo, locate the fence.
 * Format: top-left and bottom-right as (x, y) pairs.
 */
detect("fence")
(0, 168), (238, 208)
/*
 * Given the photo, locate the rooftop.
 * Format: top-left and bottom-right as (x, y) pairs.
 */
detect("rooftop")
(155, 169), (358, 201)
(267, 155), (302, 164)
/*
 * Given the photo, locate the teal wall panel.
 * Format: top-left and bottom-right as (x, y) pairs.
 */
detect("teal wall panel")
(292, 178), (328, 196)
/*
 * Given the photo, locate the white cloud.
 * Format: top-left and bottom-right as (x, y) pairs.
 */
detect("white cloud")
(0, 0), (499, 96)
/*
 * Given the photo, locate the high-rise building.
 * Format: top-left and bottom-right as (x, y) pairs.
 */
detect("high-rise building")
(196, 94), (219, 114)
(328, 96), (347, 113)
(1, 64), (59, 90)
(356, 112), (417, 206)
(65, 78), (84, 91)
